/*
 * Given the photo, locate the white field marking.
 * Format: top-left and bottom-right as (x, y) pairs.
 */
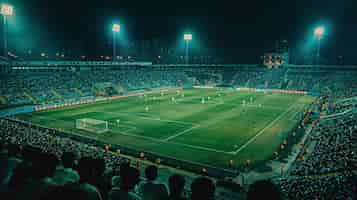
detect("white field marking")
(232, 100), (300, 155)
(167, 140), (234, 155)
(111, 126), (234, 155)
(162, 124), (201, 141)
(31, 115), (73, 125)
(99, 110), (196, 126)
(289, 109), (301, 121)
(34, 115), (136, 133)
(91, 112), (234, 154)
(114, 129), (167, 142)
(175, 98), (285, 111)
(31, 112), (233, 154)
(107, 121), (137, 132)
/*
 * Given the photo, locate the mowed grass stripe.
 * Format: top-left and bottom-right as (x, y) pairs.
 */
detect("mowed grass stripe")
(16, 89), (314, 169)
(170, 93), (297, 151)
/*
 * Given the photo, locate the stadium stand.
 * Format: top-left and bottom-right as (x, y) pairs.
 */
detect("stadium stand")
(1, 64), (357, 106)
(0, 63), (357, 199)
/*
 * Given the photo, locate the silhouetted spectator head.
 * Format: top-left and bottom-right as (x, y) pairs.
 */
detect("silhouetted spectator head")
(0, 141), (5, 152)
(191, 177), (215, 200)
(61, 152), (76, 169)
(119, 162), (130, 177)
(8, 162), (32, 188)
(247, 180), (281, 200)
(168, 174), (186, 199)
(22, 145), (41, 163)
(77, 157), (94, 183)
(120, 166), (140, 191)
(145, 165), (158, 181)
(92, 158), (106, 176)
(7, 143), (21, 157)
(32, 152), (59, 179)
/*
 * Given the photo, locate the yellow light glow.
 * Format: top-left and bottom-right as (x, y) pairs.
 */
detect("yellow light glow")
(1, 4), (13, 16)
(314, 27), (324, 38)
(184, 34), (192, 41)
(112, 24), (120, 33)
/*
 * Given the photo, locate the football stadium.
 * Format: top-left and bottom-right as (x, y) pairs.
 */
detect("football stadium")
(0, 1), (357, 200)
(18, 87), (314, 171)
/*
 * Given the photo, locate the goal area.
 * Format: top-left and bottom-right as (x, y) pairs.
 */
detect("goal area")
(76, 118), (109, 134)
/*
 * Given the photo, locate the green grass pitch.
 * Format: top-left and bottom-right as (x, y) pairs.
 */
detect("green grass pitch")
(17, 88), (314, 170)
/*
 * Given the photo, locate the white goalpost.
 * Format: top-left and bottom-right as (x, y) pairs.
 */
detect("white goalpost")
(76, 118), (109, 134)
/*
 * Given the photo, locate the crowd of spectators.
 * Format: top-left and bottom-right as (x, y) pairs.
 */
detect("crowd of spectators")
(0, 118), (218, 200)
(277, 171), (356, 200)
(290, 113), (357, 176)
(1, 65), (357, 106)
(274, 96), (357, 199)
(0, 68), (189, 105)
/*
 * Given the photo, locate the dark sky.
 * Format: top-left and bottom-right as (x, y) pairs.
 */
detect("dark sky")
(5, 0), (357, 63)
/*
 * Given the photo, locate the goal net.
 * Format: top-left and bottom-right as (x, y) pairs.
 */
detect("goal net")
(76, 118), (109, 134)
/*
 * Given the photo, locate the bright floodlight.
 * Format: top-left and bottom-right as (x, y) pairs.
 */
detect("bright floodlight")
(184, 34), (192, 41)
(112, 24), (120, 33)
(314, 26), (325, 39)
(1, 4), (13, 16)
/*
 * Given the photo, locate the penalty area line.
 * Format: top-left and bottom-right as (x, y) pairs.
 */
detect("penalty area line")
(113, 127), (234, 155)
(231, 101), (300, 155)
(162, 124), (201, 141)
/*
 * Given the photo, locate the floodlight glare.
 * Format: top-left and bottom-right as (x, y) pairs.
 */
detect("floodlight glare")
(314, 26), (324, 39)
(112, 23), (121, 61)
(184, 34), (192, 41)
(1, 4), (13, 16)
(183, 33), (192, 64)
(112, 24), (120, 33)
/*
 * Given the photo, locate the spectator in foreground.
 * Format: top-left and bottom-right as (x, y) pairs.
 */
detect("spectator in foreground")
(247, 180), (281, 200)
(0, 143), (22, 189)
(8, 150), (58, 200)
(139, 165), (168, 200)
(90, 158), (111, 200)
(109, 166), (141, 200)
(76, 157), (103, 200)
(190, 177), (215, 200)
(53, 152), (79, 185)
(168, 174), (187, 200)
(42, 184), (89, 200)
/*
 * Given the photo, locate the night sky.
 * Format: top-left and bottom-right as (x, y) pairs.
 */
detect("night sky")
(4, 0), (357, 63)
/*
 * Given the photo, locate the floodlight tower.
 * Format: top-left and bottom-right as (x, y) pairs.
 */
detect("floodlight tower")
(112, 23), (120, 61)
(1, 3), (13, 58)
(184, 33), (192, 64)
(314, 26), (325, 64)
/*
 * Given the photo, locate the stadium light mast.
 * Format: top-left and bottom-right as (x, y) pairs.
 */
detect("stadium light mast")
(184, 33), (192, 64)
(1, 3), (14, 59)
(112, 23), (120, 61)
(314, 26), (325, 64)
